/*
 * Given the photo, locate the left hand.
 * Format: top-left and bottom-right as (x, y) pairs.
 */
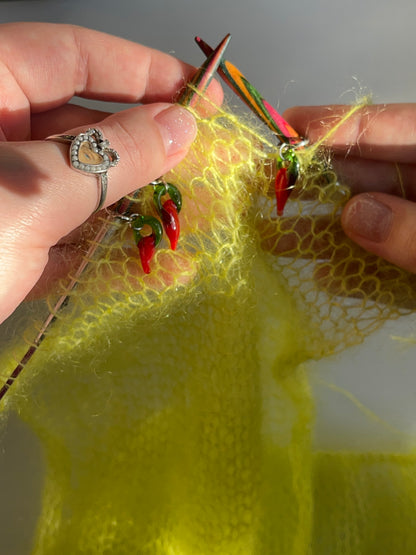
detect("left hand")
(0, 23), (222, 324)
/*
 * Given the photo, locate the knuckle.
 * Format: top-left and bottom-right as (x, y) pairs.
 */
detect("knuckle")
(113, 119), (147, 174)
(110, 117), (162, 183)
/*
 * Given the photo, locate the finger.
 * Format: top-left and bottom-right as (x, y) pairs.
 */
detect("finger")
(31, 104), (111, 139)
(341, 192), (416, 273)
(284, 104), (416, 163)
(0, 22), (222, 140)
(4, 103), (197, 243)
(0, 102), (196, 322)
(261, 156), (416, 204)
(332, 155), (416, 201)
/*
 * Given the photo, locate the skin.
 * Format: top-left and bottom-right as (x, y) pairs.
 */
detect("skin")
(0, 22), (223, 325)
(284, 104), (416, 274)
(0, 23), (414, 326)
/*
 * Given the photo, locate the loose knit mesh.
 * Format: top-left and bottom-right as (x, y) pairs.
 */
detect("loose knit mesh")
(1, 100), (416, 554)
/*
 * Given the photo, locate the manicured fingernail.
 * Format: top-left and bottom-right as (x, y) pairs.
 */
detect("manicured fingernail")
(154, 105), (197, 156)
(343, 194), (393, 242)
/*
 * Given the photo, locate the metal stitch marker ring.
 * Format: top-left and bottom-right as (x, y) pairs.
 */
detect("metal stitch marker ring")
(46, 128), (120, 213)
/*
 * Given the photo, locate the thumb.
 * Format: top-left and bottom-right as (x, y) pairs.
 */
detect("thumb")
(47, 103), (197, 230)
(0, 102), (196, 322)
(1, 103), (197, 244)
(341, 192), (416, 273)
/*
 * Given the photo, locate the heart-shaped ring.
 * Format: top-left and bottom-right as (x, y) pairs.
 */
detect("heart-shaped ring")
(46, 128), (120, 213)
(70, 128), (119, 174)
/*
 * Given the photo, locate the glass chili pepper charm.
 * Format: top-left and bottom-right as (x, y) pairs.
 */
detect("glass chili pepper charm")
(195, 36), (306, 215)
(137, 235), (156, 275)
(160, 199), (180, 250)
(131, 214), (163, 274)
(153, 182), (182, 250)
(275, 146), (300, 216)
(275, 167), (289, 217)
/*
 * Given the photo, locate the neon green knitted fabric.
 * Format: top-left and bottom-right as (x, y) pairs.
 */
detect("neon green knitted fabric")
(1, 102), (416, 554)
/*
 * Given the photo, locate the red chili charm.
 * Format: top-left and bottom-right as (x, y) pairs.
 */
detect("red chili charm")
(131, 214), (163, 274)
(138, 235), (156, 275)
(161, 199), (180, 250)
(275, 166), (290, 217)
(153, 182), (182, 251)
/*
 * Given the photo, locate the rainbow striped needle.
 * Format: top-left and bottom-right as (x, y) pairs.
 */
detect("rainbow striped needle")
(180, 34), (231, 107)
(195, 35), (300, 145)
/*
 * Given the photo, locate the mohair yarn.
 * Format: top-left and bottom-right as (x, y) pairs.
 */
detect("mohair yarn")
(1, 98), (416, 554)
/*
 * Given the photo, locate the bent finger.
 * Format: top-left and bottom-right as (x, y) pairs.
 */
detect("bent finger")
(0, 23), (193, 107)
(284, 104), (416, 163)
(341, 193), (416, 273)
(31, 104), (111, 139)
(333, 155), (416, 201)
(0, 22), (222, 140)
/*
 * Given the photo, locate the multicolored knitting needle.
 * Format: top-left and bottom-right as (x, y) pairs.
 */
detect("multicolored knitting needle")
(195, 36), (300, 145)
(195, 35), (303, 215)
(179, 34), (231, 107)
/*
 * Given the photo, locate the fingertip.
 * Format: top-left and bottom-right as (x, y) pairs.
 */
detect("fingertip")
(341, 193), (416, 273)
(282, 106), (301, 120)
(183, 78), (224, 118)
(341, 193), (393, 244)
(282, 106), (310, 136)
(154, 105), (197, 159)
(205, 78), (224, 107)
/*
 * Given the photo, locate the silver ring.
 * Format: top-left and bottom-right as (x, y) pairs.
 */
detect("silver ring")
(46, 128), (120, 212)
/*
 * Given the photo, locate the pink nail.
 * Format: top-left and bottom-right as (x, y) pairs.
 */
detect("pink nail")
(154, 106), (197, 157)
(344, 194), (393, 243)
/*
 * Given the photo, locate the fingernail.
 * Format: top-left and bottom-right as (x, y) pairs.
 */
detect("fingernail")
(343, 194), (393, 242)
(154, 105), (197, 156)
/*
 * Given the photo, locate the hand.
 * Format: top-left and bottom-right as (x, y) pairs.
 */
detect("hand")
(0, 23), (221, 325)
(284, 104), (416, 274)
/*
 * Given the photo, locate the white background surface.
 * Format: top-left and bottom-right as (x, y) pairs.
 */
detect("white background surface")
(3, 0), (416, 109)
(1, 1), (416, 552)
